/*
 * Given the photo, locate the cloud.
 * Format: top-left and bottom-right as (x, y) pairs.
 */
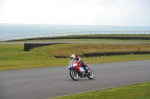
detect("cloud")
(95, 0), (150, 25)
(0, 0), (150, 26)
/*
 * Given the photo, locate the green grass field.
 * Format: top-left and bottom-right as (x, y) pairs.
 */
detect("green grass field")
(0, 43), (150, 70)
(50, 82), (150, 99)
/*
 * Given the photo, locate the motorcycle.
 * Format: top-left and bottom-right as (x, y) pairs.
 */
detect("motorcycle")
(68, 60), (95, 81)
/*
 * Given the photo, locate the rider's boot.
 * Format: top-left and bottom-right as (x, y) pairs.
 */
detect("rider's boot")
(84, 67), (89, 73)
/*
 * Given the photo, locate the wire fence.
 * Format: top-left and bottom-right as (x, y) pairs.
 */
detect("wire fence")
(0, 31), (150, 41)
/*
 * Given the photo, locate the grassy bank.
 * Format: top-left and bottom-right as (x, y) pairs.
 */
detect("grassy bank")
(50, 82), (150, 99)
(0, 44), (150, 70)
(5, 39), (150, 43)
(85, 34), (150, 37)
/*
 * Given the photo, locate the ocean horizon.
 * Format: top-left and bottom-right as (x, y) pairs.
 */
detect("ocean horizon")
(0, 23), (150, 40)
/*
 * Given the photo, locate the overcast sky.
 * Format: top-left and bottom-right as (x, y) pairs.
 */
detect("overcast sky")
(0, 0), (150, 26)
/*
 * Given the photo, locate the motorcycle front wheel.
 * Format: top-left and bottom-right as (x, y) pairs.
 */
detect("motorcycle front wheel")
(87, 68), (94, 80)
(70, 69), (79, 81)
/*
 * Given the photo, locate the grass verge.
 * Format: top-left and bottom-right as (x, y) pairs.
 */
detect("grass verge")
(50, 82), (150, 99)
(0, 44), (150, 70)
(1, 55), (150, 71)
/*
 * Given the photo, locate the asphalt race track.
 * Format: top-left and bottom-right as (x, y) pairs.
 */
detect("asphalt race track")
(0, 60), (150, 99)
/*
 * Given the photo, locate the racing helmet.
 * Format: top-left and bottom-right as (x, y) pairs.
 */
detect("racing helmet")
(70, 54), (75, 60)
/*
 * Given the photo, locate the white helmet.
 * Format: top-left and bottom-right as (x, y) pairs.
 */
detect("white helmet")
(70, 54), (75, 60)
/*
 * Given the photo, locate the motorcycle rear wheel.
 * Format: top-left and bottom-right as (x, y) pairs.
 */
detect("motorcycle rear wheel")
(87, 68), (94, 80)
(70, 69), (79, 81)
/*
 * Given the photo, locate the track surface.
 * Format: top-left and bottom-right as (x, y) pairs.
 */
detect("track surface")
(0, 60), (150, 99)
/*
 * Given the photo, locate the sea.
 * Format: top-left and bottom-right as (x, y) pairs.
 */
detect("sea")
(0, 23), (150, 40)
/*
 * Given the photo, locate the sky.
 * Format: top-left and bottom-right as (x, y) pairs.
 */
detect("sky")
(0, 0), (150, 26)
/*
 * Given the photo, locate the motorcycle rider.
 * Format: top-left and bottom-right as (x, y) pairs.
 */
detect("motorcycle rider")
(69, 54), (89, 73)
(69, 54), (94, 80)
(68, 54), (78, 70)
(75, 55), (89, 73)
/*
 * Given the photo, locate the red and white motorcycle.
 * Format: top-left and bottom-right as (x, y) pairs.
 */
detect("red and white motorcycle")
(68, 60), (94, 81)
